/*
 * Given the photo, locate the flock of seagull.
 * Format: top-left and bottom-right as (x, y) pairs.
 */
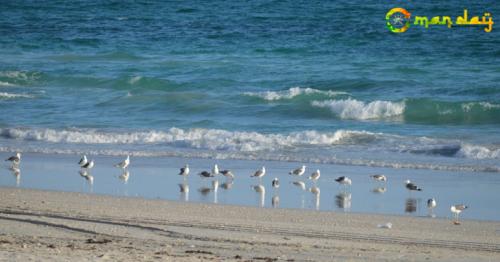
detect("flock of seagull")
(5, 152), (468, 224)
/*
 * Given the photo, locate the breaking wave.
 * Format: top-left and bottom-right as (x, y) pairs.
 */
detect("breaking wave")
(244, 87), (348, 101)
(311, 99), (405, 120)
(0, 92), (35, 99)
(1, 127), (498, 173)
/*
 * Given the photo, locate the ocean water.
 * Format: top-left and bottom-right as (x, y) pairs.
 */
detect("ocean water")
(0, 1), (499, 174)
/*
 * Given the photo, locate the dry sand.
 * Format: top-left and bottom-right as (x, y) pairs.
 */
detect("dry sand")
(0, 187), (499, 261)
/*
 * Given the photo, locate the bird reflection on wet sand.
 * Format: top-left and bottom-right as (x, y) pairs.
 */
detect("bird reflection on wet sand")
(335, 192), (351, 211)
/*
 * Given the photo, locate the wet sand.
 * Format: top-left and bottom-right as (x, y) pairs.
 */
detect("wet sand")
(0, 187), (499, 261)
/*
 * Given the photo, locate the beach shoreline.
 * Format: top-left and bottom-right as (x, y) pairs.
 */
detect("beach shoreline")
(0, 187), (499, 261)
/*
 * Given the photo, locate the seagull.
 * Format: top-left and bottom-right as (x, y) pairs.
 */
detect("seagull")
(251, 166), (266, 180)
(451, 204), (468, 224)
(309, 169), (320, 182)
(198, 170), (214, 178)
(179, 164), (190, 177)
(114, 155), (130, 169)
(5, 152), (21, 163)
(212, 164), (219, 176)
(427, 198), (437, 209)
(335, 176), (352, 186)
(219, 170), (234, 179)
(405, 180), (422, 191)
(289, 165), (306, 176)
(81, 159), (94, 170)
(78, 155), (88, 167)
(272, 177), (279, 189)
(427, 198), (437, 217)
(370, 174), (387, 182)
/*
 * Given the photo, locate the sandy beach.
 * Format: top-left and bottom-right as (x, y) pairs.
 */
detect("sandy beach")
(0, 187), (499, 261)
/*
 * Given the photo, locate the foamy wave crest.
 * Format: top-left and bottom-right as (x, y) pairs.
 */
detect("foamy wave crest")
(244, 87), (347, 101)
(0, 127), (378, 152)
(0, 92), (35, 99)
(0, 71), (39, 81)
(456, 144), (500, 160)
(311, 99), (405, 120)
(462, 102), (500, 112)
(0, 81), (16, 87)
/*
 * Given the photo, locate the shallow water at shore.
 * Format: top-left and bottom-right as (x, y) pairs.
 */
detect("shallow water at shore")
(1, 153), (499, 221)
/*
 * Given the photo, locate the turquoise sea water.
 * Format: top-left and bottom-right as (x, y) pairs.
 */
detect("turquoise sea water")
(0, 1), (499, 173)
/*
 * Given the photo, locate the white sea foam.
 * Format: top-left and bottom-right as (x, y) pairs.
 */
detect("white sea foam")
(462, 102), (500, 112)
(128, 76), (142, 84)
(0, 127), (379, 152)
(0, 92), (35, 99)
(0, 81), (16, 87)
(0, 71), (38, 81)
(311, 99), (405, 120)
(457, 144), (500, 160)
(244, 87), (347, 101)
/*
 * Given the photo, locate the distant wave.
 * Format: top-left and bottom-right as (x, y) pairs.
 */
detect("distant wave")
(0, 92), (35, 99)
(244, 87), (348, 101)
(311, 99), (405, 120)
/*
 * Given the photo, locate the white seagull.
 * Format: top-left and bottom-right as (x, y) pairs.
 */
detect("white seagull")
(198, 170), (214, 178)
(309, 169), (320, 182)
(78, 155), (88, 167)
(5, 152), (21, 164)
(335, 176), (352, 186)
(114, 155), (130, 169)
(272, 177), (279, 189)
(289, 165), (306, 176)
(212, 164), (219, 176)
(81, 159), (94, 170)
(179, 164), (190, 177)
(427, 198), (437, 217)
(219, 169), (234, 179)
(370, 174), (387, 182)
(451, 204), (468, 224)
(405, 180), (422, 192)
(251, 166), (266, 180)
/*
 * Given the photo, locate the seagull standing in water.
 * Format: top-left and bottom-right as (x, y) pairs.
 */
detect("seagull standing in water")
(289, 165), (306, 176)
(251, 166), (266, 182)
(370, 174), (387, 183)
(81, 159), (94, 170)
(219, 169), (235, 180)
(272, 178), (279, 189)
(198, 170), (214, 178)
(335, 176), (352, 189)
(309, 169), (320, 183)
(405, 180), (422, 192)
(179, 164), (190, 178)
(78, 155), (88, 167)
(451, 204), (468, 224)
(114, 155), (130, 169)
(212, 164), (219, 177)
(5, 152), (21, 164)
(427, 198), (437, 217)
